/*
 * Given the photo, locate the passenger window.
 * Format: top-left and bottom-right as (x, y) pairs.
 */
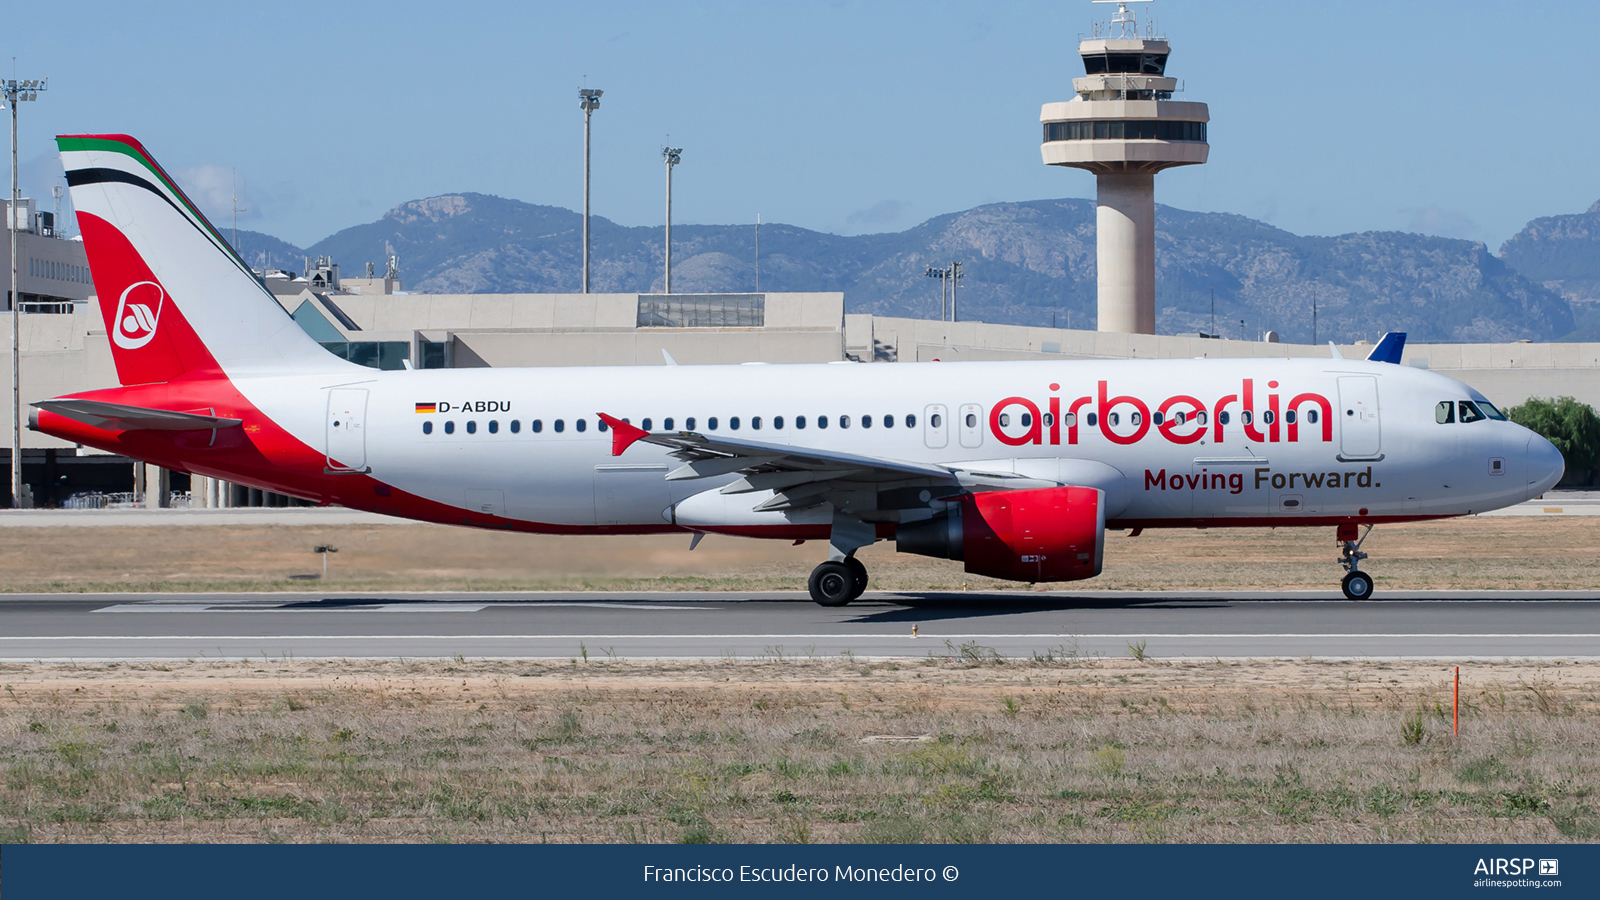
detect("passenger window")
(1086, 413), (1097, 427)
(1219, 411), (1229, 425)
(965, 413), (977, 428)
(708, 417), (718, 430)
(665, 417), (675, 430)
(686, 417), (696, 430)
(466, 421), (477, 434)
(1197, 411), (1208, 425)
(999, 413), (1010, 427)
(577, 419), (587, 432)
(445, 421), (456, 435)
(818, 416), (828, 429)
(1152, 411), (1163, 426)
(1021, 413), (1032, 427)
(1263, 410), (1275, 425)
(1173, 411), (1184, 426)
(906, 414), (916, 428)
(883, 414), (893, 428)
(841, 415), (851, 429)
(554, 419), (565, 432)
(1285, 410), (1296, 424)
(1131, 412), (1141, 426)
(1305, 410), (1316, 424)
(1064, 413), (1076, 427)
(730, 417), (740, 430)
(510, 420), (521, 433)
(1241, 411), (1253, 425)
(488, 420), (499, 434)
(774, 416), (783, 429)
(642, 418), (653, 431)
(861, 415), (871, 429)
(752, 417), (762, 430)
(1043, 412), (1054, 427)
(532, 419), (543, 433)
(423, 421), (433, 435)
(1109, 412), (1120, 427)
(796, 416), (806, 429)
(597, 418), (607, 432)
(1459, 401), (1486, 424)
(929, 414), (941, 428)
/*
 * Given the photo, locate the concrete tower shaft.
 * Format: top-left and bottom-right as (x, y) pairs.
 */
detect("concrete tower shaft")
(1039, 3), (1208, 334)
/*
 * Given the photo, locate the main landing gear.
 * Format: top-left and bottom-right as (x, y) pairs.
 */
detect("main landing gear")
(1338, 523), (1375, 600)
(808, 556), (868, 607)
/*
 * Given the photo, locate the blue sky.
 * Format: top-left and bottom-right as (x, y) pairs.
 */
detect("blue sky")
(7, 0), (1598, 249)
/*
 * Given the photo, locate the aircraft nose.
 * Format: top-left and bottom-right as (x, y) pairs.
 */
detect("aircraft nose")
(1525, 433), (1564, 500)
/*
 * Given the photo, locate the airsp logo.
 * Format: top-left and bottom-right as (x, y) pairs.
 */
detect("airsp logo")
(112, 281), (164, 349)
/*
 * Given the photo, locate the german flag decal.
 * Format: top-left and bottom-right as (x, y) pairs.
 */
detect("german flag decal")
(415, 402), (437, 414)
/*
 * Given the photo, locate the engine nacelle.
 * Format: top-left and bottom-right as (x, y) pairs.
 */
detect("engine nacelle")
(895, 485), (1104, 583)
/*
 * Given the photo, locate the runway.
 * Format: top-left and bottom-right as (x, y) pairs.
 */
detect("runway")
(1, 589), (1596, 660)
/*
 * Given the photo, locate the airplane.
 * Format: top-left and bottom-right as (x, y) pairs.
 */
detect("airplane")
(30, 134), (1565, 605)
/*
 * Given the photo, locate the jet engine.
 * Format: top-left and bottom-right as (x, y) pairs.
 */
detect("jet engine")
(895, 486), (1104, 583)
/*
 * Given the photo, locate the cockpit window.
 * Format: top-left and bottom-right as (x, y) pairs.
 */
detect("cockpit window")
(1458, 401), (1487, 424)
(1436, 401), (1454, 424)
(1476, 400), (1507, 421)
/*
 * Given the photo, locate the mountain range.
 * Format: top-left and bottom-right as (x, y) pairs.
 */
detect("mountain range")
(228, 194), (1600, 344)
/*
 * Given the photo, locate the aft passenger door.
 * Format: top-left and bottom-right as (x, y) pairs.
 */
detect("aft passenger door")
(1337, 376), (1382, 460)
(326, 388), (369, 472)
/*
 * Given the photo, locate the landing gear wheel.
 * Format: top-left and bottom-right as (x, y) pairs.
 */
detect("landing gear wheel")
(1342, 570), (1374, 601)
(809, 561), (855, 607)
(843, 556), (869, 600)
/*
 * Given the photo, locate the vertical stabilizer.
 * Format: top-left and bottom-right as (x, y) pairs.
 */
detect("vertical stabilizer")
(57, 134), (350, 385)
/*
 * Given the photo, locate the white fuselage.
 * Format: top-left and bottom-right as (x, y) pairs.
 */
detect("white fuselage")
(234, 356), (1561, 532)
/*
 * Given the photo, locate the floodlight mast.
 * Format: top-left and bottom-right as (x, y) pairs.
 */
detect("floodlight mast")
(579, 88), (602, 293)
(662, 147), (681, 293)
(5, 77), (46, 510)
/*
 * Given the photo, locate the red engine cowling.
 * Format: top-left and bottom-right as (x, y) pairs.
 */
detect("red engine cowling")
(894, 486), (1105, 583)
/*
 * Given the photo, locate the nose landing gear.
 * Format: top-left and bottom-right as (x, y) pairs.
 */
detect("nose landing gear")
(1338, 523), (1374, 600)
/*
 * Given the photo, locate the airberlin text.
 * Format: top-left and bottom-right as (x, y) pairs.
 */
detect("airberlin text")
(427, 401), (511, 414)
(991, 378), (1332, 448)
(1145, 466), (1379, 495)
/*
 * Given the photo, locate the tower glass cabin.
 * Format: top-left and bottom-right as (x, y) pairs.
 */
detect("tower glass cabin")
(1040, 2), (1208, 334)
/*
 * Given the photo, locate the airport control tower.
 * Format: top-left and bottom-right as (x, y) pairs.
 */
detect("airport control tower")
(1040, 1), (1208, 334)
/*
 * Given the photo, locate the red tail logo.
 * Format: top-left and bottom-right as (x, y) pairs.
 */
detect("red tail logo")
(112, 281), (165, 349)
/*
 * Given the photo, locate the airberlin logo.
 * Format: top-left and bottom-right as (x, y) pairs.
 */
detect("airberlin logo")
(989, 379), (1334, 448)
(112, 281), (165, 350)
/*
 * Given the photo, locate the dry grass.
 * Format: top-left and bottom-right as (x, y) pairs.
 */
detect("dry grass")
(0, 516), (1596, 593)
(1, 658), (1597, 844)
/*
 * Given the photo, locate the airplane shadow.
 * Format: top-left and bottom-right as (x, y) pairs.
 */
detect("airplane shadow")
(844, 593), (1232, 623)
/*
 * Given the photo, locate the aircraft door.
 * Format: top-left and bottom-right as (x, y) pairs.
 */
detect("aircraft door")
(326, 388), (369, 472)
(924, 404), (949, 449)
(958, 404), (984, 449)
(1337, 376), (1382, 459)
(594, 464), (673, 526)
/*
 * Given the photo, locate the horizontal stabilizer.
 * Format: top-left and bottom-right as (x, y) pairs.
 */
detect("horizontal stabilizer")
(1366, 332), (1407, 364)
(31, 399), (242, 432)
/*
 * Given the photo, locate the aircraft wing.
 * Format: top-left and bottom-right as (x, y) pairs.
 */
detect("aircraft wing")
(31, 399), (243, 432)
(597, 413), (1053, 512)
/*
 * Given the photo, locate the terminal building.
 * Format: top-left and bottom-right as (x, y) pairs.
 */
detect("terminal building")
(5, 280), (1600, 508)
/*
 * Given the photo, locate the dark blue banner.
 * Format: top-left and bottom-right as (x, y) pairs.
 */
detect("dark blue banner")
(3, 844), (1591, 898)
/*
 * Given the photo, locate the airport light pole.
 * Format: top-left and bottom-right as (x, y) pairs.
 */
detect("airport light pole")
(579, 88), (602, 293)
(925, 265), (949, 321)
(5, 78), (46, 510)
(949, 261), (964, 323)
(662, 146), (681, 293)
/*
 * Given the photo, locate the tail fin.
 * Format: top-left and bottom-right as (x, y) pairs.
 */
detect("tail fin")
(58, 134), (348, 385)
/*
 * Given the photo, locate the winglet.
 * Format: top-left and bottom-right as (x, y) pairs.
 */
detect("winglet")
(598, 413), (649, 456)
(1366, 332), (1407, 364)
